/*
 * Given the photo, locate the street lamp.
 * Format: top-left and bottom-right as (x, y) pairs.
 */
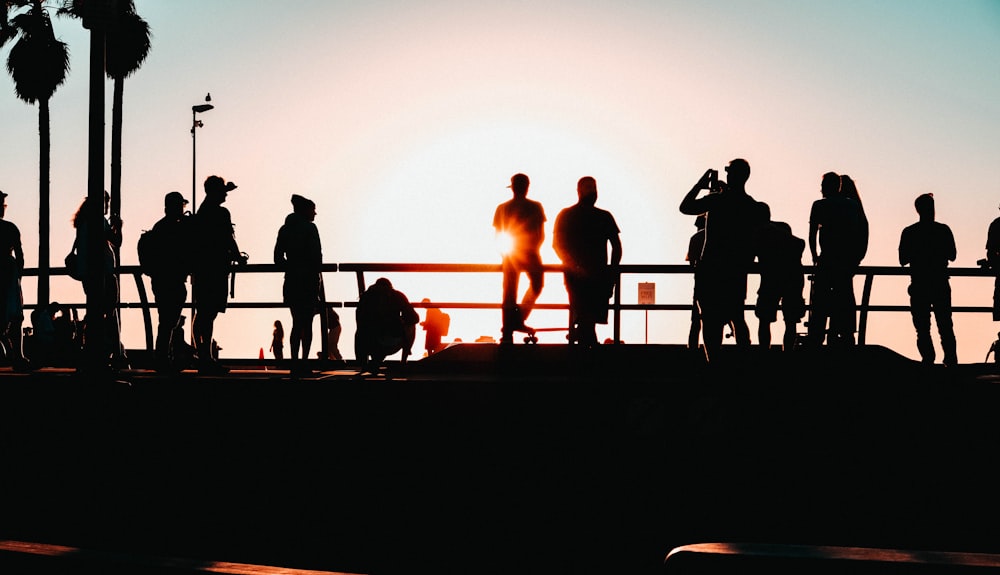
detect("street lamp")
(191, 93), (214, 212)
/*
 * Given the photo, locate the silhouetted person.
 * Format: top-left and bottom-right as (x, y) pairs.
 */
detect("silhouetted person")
(679, 159), (765, 362)
(552, 176), (622, 346)
(807, 172), (863, 347)
(270, 319), (285, 360)
(899, 193), (957, 366)
(755, 203), (806, 351)
(355, 277), (419, 372)
(840, 174), (869, 266)
(0, 190), (28, 370)
(325, 307), (343, 361)
(985, 206), (1000, 321)
(73, 190), (124, 372)
(493, 173), (546, 344)
(685, 214), (706, 349)
(148, 191), (193, 373)
(420, 298), (450, 355)
(27, 304), (55, 366)
(51, 303), (80, 364)
(274, 194), (324, 376)
(191, 175), (244, 375)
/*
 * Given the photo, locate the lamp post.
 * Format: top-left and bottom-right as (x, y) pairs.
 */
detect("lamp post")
(191, 93), (214, 212)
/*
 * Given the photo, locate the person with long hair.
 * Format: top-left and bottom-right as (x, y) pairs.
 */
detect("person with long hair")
(72, 190), (124, 371)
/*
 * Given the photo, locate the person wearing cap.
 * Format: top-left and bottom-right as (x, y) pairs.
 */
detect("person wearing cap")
(552, 176), (622, 347)
(147, 191), (194, 372)
(0, 190), (29, 370)
(191, 175), (244, 375)
(274, 194), (323, 376)
(493, 173), (546, 343)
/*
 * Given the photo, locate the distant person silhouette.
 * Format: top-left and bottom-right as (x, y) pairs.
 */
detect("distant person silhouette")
(50, 302), (80, 364)
(493, 173), (546, 344)
(147, 191), (193, 373)
(325, 306), (343, 361)
(191, 175), (244, 375)
(685, 214), (706, 349)
(807, 172), (863, 347)
(274, 194), (324, 376)
(899, 193), (957, 366)
(355, 277), (419, 372)
(679, 159), (765, 362)
(419, 298), (450, 355)
(0, 190), (28, 370)
(984, 205), (1000, 321)
(73, 189), (124, 372)
(552, 176), (622, 346)
(270, 319), (285, 361)
(754, 203), (806, 351)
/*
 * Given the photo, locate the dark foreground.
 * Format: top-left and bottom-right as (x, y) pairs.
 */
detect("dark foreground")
(3, 343), (1000, 575)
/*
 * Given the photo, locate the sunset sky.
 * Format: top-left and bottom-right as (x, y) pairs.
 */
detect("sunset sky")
(2, 0), (999, 362)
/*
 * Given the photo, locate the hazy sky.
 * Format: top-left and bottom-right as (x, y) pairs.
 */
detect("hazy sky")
(2, 0), (999, 361)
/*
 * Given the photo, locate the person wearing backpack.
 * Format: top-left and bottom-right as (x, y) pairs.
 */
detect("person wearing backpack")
(144, 191), (194, 372)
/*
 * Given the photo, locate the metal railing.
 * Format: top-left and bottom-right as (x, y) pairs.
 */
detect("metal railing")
(20, 262), (998, 358)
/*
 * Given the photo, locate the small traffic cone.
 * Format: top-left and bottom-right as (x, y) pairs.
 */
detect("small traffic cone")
(260, 347), (267, 370)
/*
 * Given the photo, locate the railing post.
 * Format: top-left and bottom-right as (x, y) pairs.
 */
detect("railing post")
(858, 271), (874, 346)
(132, 271), (154, 351)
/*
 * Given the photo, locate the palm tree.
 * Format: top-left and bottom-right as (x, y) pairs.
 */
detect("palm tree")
(104, 2), (150, 258)
(1, 0), (71, 308)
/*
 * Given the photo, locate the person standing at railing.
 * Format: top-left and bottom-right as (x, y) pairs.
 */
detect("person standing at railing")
(0, 190), (29, 371)
(145, 191), (194, 373)
(72, 190), (125, 373)
(754, 202), (806, 351)
(553, 176), (622, 347)
(685, 214), (706, 350)
(679, 159), (765, 362)
(274, 194), (324, 377)
(899, 193), (957, 366)
(191, 175), (244, 375)
(807, 172), (864, 347)
(985, 207), (1000, 322)
(493, 173), (546, 344)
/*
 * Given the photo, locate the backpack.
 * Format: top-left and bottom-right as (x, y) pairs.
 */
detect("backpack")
(137, 227), (163, 277)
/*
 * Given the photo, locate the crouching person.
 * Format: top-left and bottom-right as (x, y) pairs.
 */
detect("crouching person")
(355, 277), (419, 373)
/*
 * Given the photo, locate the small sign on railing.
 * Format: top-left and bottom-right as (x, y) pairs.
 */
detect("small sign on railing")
(638, 282), (655, 343)
(638, 282), (655, 305)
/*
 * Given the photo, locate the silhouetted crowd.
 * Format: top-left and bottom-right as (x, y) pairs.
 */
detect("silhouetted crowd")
(0, 163), (993, 374)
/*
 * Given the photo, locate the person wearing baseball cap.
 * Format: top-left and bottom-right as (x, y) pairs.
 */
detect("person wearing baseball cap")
(145, 191), (194, 372)
(492, 172), (546, 343)
(191, 175), (245, 375)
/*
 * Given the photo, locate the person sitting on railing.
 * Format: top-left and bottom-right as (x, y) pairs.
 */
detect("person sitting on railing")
(355, 277), (419, 373)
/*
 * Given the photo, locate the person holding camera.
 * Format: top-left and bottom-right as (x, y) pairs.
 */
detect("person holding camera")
(191, 175), (244, 375)
(679, 158), (766, 362)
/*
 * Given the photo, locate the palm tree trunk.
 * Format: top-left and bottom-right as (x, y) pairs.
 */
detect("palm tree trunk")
(38, 97), (51, 308)
(110, 76), (123, 261)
